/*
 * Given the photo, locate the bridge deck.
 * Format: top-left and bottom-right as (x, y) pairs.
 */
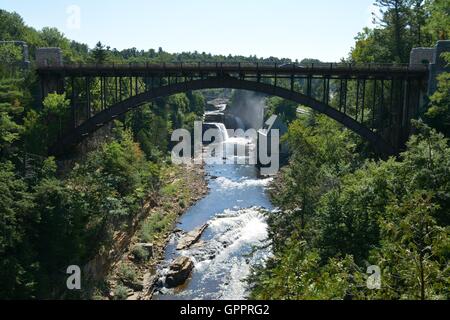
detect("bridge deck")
(37, 62), (428, 78)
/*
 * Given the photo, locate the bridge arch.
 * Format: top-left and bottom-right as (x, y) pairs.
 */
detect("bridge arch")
(51, 76), (395, 156)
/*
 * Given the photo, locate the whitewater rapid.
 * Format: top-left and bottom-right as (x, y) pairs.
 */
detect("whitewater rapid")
(154, 122), (274, 300)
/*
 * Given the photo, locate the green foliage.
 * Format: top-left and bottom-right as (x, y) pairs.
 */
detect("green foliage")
(42, 93), (70, 117)
(126, 104), (171, 161)
(187, 91), (206, 116)
(251, 119), (450, 300)
(370, 192), (449, 299)
(0, 162), (38, 299)
(351, 0), (444, 64)
(113, 284), (129, 300)
(22, 93), (71, 154)
(316, 160), (394, 263)
(266, 97), (298, 124)
(23, 109), (47, 155)
(373, 0), (412, 62)
(0, 43), (23, 74)
(424, 0), (450, 41)
(270, 114), (359, 231)
(91, 42), (108, 64)
(248, 240), (366, 300)
(0, 124), (161, 298)
(117, 263), (139, 286)
(352, 28), (394, 63)
(125, 91), (204, 161)
(39, 27), (78, 63)
(131, 245), (149, 262)
(246, 10), (450, 301)
(139, 211), (176, 243)
(32, 176), (87, 295)
(0, 11), (27, 40)
(0, 78), (25, 154)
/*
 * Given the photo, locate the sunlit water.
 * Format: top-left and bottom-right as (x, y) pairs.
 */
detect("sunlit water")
(153, 124), (275, 300)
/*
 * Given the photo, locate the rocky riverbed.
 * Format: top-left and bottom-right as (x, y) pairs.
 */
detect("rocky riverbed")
(153, 129), (274, 300)
(97, 163), (208, 300)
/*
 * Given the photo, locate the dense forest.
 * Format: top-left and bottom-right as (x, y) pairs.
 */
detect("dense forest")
(248, 0), (450, 300)
(0, 9), (214, 299)
(0, 0), (449, 301)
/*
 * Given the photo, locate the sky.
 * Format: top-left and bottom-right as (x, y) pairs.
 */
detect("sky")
(0, 0), (377, 62)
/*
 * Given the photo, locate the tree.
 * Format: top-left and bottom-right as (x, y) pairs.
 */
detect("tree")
(408, 0), (429, 46)
(0, 43), (23, 74)
(351, 28), (393, 63)
(316, 160), (395, 263)
(0, 78), (24, 156)
(92, 41), (107, 64)
(39, 27), (74, 62)
(371, 192), (449, 299)
(42, 93), (70, 145)
(0, 10), (26, 40)
(248, 239), (366, 300)
(186, 91), (206, 116)
(424, 0), (450, 41)
(373, 0), (412, 62)
(266, 97), (298, 124)
(39, 27), (69, 48)
(0, 161), (38, 299)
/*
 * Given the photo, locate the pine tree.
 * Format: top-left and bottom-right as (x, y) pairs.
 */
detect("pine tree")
(409, 0), (428, 46)
(373, 0), (412, 62)
(92, 41), (107, 64)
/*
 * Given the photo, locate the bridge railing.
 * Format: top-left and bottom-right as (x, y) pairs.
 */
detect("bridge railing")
(38, 61), (429, 73)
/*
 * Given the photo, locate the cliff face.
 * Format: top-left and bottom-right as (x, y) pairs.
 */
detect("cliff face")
(56, 123), (114, 175)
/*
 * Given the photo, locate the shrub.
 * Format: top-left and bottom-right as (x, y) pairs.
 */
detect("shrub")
(131, 245), (149, 262)
(117, 263), (138, 285)
(113, 284), (129, 300)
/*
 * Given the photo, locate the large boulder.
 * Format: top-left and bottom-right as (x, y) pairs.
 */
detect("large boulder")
(165, 256), (194, 288)
(177, 224), (208, 250)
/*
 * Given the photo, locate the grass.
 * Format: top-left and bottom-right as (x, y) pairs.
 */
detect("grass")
(137, 164), (200, 243)
(138, 210), (177, 243)
(159, 164), (196, 204)
(161, 180), (179, 197)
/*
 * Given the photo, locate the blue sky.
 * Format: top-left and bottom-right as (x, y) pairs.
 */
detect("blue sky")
(1, 0), (377, 62)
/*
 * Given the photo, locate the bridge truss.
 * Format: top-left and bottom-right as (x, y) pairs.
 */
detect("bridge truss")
(37, 62), (428, 156)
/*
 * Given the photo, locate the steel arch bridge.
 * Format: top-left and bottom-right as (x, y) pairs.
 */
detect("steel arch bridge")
(37, 62), (429, 156)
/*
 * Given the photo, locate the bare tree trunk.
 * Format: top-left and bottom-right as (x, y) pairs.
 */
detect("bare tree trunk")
(419, 254), (425, 300)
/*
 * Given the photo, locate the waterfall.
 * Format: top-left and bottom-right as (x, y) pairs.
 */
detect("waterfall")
(234, 116), (245, 130)
(215, 123), (229, 141)
(205, 122), (230, 142)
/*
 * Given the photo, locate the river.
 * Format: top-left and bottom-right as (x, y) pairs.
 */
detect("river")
(153, 120), (275, 300)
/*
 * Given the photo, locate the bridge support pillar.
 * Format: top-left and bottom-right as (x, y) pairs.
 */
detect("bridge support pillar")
(427, 41), (450, 97)
(404, 40), (450, 146)
(36, 48), (65, 100)
(410, 40), (450, 103)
